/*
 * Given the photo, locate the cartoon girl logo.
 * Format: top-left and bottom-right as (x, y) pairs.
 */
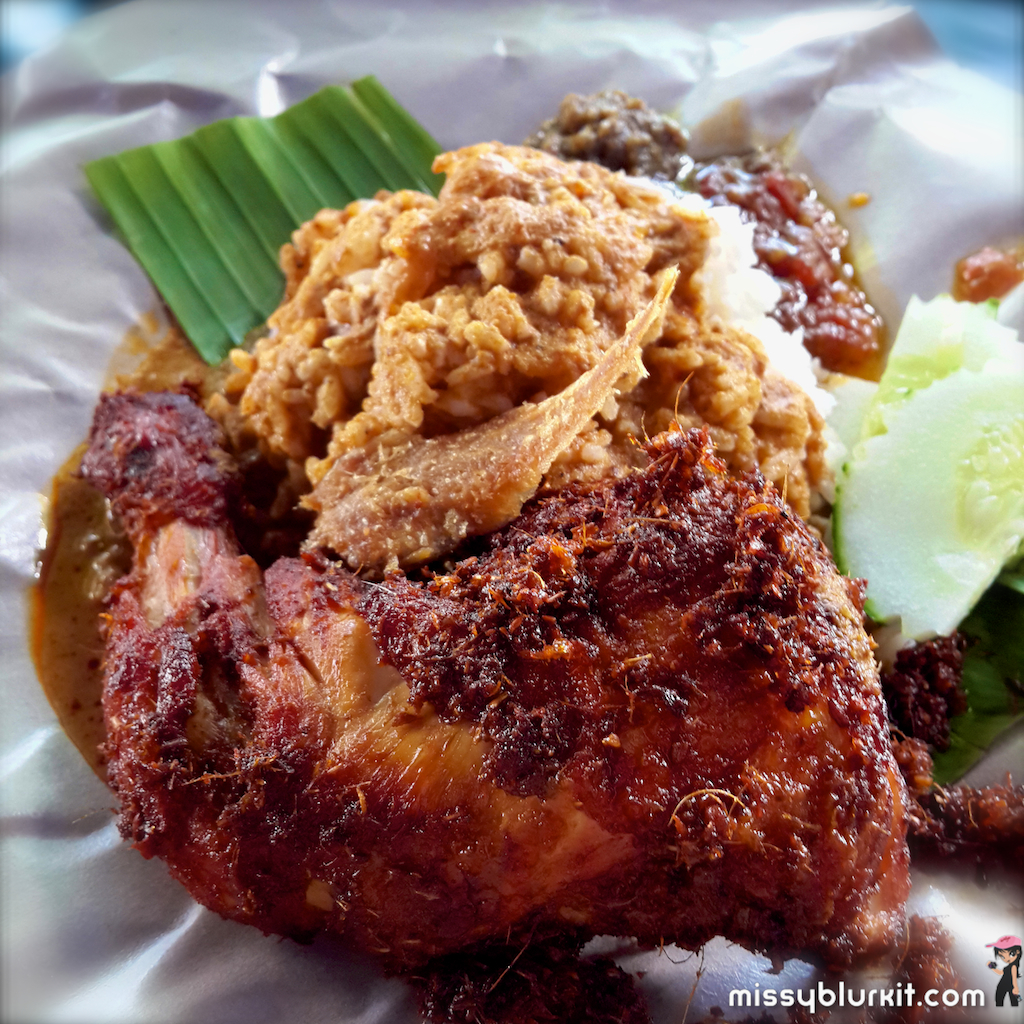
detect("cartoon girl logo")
(987, 934), (1022, 1008)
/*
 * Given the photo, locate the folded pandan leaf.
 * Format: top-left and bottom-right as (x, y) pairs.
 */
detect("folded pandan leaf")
(85, 77), (443, 364)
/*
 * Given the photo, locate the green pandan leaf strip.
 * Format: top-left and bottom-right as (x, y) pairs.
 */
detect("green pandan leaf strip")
(84, 78), (443, 364)
(85, 156), (226, 363)
(113, 145), (256, 346)
(189, 119), (298, 265)
(151, 138), (283, 320)
(285, 91), (400, 198)
(327, 86), (437, 194)
(257, 114), (354, 212)
(350, 76), (445, 193)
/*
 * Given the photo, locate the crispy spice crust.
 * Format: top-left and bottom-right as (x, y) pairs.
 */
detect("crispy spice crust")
(413, 934), (652, 1024)
(363, 427), (871, 795)
(887, 651), (1022, 878)
(882, 635), (967, 751)
(909, 782), (1024, 877)
(882, 916), (966, 1024)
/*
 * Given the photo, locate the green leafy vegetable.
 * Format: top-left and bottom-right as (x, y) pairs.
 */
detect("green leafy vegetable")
(931, 579), (1024, 784)
(85, 77), (443, 364)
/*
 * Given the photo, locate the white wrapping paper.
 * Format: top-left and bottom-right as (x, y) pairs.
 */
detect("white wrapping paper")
(2, 2), (1022, 1022)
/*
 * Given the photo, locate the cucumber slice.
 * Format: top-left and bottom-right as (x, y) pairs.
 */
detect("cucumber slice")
(860, 294), (1018, 439)
(834, 365), (1024, 639)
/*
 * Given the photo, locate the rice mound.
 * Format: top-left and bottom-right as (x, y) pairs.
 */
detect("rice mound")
(211, 143), (828, 519)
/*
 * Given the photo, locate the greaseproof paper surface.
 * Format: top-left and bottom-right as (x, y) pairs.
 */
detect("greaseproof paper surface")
(2, 2), (1021, 1021)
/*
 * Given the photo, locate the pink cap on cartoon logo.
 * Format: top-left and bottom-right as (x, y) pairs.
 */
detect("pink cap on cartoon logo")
(986, 935), (1022, 947)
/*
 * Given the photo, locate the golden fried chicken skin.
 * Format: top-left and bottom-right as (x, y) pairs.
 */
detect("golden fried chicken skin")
(82, 390), (908, 972)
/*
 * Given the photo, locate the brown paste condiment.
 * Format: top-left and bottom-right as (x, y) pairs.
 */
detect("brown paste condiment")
(525, 89), (690, 180)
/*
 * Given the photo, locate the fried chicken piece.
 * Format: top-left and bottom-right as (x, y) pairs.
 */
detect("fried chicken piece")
(82, 390), (909, 977)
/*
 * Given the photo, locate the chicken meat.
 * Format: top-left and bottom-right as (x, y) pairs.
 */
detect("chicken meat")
(81, 387), (909, 973)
